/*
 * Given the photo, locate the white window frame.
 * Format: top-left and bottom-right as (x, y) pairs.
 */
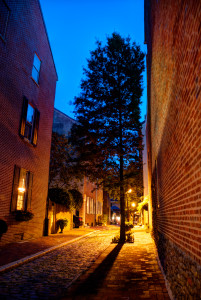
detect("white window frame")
(31, 53), (41, 84)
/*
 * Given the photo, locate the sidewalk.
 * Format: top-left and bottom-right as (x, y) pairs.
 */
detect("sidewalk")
(0, 226), (97, 271)
(63, 230), (171, 300)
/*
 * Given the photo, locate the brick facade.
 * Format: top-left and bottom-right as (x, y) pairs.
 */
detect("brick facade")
(145, 0), (201, 298)
(0, 0), (57, 243)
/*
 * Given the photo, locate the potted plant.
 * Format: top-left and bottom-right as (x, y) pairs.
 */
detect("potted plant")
(0, 219), (8, 240)
(13, 210), (34, 222)
(57, 218), (68, 233)
(125, 221), (134, 232)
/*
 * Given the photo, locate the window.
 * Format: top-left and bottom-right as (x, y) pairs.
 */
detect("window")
(86, 197), (95, 214)
(31, 53), (41, 84)
(20, 97), (40, 146)
(11, 165), (33, 212)
(0, 0), (10, 40)
(97, 202), (102, 215)
(90, 198), (93, 214)
(86, 197), (90, 214)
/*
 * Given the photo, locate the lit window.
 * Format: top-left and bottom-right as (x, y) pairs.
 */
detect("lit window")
(11, 166), (33, 212)
(17, 169), (27, 210)
(20, 97), (40, 146)
(32, 53), (41, 84)
(0, 0), (10, 40)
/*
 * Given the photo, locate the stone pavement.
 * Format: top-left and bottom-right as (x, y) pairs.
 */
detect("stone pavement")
(63, 230), (171, 300)
(0, 227), (171, 300)
(0, 227), (97, 270)
(0, 227), (119, 299)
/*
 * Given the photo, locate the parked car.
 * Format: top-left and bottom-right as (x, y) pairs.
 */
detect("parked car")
(73, 216), (83, 228)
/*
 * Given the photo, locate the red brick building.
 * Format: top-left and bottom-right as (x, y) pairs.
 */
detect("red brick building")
(0, 0), (57, 243)
(145, 0), (201, 298)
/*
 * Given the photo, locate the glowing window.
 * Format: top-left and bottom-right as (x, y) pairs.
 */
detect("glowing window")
(11, 166), (33, 212)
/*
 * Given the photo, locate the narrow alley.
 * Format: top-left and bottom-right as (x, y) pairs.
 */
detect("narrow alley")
(0, 227), (170, 300)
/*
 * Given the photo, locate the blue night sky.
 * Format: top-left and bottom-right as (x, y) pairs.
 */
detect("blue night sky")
(40, 0), (147, 121)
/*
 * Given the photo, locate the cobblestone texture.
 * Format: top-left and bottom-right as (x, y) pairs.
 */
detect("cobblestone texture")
(0, 230), (117, 300)
(64, 230), (170, 300)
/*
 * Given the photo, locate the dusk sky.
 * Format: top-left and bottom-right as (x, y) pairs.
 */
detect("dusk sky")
(40, 0), (147, 121)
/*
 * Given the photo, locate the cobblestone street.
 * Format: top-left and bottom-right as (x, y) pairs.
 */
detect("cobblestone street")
(0, 228), (170, 300)
(64, 229), (170, 300)
(0, 229), (118, 300)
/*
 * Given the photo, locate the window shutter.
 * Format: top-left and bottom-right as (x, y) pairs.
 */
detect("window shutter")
(32, 109), (40, 146)
(20, 97), (28, 137)
(26, 172), (33, 210)
(10, 165), (20, 212)
(0, 0), (10, 39)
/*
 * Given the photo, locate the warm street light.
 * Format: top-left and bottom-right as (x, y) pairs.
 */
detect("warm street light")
(116, 216), (120, 223)
(131, 202), (136, 208)
(127, 188), (132, 194)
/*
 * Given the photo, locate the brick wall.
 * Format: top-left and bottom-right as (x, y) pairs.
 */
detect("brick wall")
(84, 178), (97, 226)
(145, 0), (201, 297)
(0, 0), (57, 243)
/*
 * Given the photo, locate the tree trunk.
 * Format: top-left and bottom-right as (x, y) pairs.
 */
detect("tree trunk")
(119, 89), (125, 242)
(120, 154), (125, 242)
(118, 63), (125, 243)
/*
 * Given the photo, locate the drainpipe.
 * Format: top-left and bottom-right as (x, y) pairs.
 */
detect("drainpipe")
(95, 189), (97, 225)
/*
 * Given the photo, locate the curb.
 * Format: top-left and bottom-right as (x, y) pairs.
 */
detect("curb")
(0, 231), (95, 273)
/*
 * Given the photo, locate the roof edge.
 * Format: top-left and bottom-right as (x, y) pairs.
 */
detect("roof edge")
(54, 108), (77, 123)
(38, 0), (58, 81)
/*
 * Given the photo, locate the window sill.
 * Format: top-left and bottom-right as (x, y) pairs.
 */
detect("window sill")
(19, 135), (37, 147)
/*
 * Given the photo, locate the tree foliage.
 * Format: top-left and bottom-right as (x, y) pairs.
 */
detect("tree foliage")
(68, 189), (83, 210)
(70, 33), (145, 241)
(49, 132), (83, 189)
(137, 196), (149, 212)
(48, 188), (83, 211)
(49, 133), (83, 211)
(48, 188), (71, 207)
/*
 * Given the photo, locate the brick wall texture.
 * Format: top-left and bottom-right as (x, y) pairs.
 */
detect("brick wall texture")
(145, 0), (201, 297)
(0, 0), (57, 243)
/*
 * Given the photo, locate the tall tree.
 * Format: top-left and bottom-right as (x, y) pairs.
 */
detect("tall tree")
(71, 33), (144, 241)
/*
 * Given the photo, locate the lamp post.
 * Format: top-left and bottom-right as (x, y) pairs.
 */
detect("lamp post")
(131, 202), (136, 226)
(126, 189), (132, 222)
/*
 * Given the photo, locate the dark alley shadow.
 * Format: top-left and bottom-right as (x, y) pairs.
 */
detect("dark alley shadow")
(67, 243), (123, 298)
